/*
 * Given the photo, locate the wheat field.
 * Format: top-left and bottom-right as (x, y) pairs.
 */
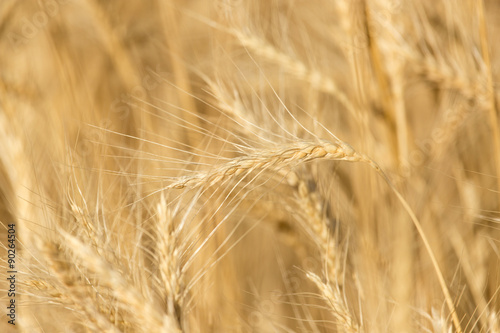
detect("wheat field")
(1, 0), (500, 332)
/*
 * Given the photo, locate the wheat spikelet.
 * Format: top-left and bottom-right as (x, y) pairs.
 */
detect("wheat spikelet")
(307, 272), (361, 333)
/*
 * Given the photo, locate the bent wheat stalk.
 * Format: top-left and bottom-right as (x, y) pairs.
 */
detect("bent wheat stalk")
(168, 136), (462, 332)
(362, 158), (463, 333)
(166, 133), (462, 331)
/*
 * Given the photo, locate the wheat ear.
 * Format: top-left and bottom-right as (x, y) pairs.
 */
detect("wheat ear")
(291, 174), (361, 331)
(166, 140), (362, 190)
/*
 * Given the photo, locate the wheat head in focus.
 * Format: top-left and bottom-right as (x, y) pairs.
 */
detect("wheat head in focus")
(1, 0), (500, 332)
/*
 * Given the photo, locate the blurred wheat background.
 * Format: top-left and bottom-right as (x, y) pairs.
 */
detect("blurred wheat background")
(1, 0), (500, 332)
